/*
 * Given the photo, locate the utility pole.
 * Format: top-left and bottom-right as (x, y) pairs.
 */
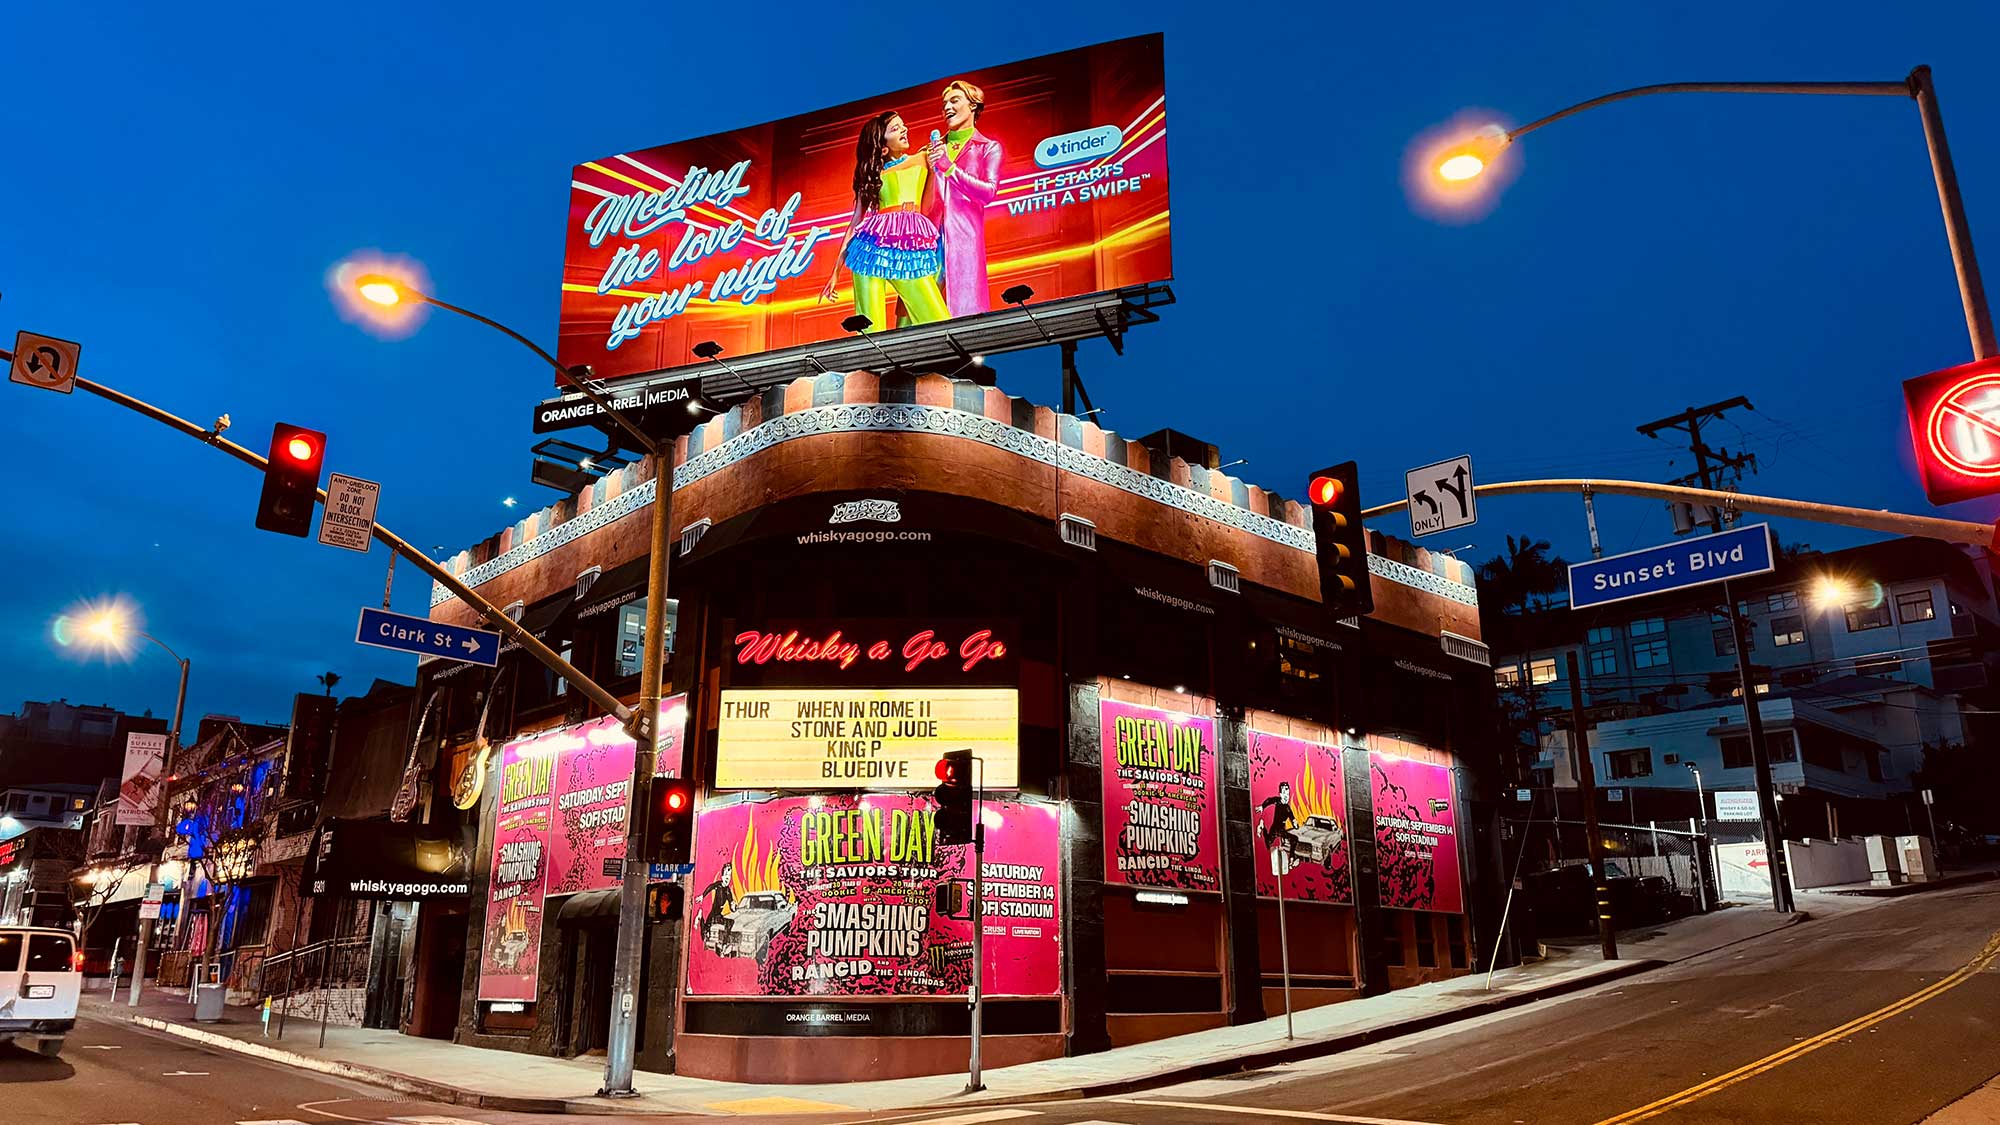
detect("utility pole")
(1566, 652), (1616, 959)
(1639, 399), (1794, 911)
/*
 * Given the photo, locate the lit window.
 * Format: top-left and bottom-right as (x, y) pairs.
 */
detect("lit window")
(1632, 638), (1671, 669)
(1844, 601), (1892, 632)
(615, 598), (679, 678)
(1605, 749), (1652, 779)
(1630, 617), (1666, 638)
(1529, 658), (1558, 685)
(1771, 614), (1806, 647)
(1495, 666), (1521, 688)
(1896, 589), (1935, 624)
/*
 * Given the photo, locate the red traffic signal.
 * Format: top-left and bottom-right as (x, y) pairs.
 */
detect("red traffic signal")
(1307, 461), (1373, 618)
(1906, 357), (2000, 505)
(932, 749), (974, 845)
(645, 778), (695, 864)
(664, 787), (689, 813)
(255, 422), (327, 537)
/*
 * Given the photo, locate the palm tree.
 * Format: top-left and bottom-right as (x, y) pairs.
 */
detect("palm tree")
(316, 671), (342, 697)
(1477, 533), (1570, 614)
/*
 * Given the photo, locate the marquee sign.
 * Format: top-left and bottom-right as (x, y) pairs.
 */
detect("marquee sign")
(715, 687), (1018, 790)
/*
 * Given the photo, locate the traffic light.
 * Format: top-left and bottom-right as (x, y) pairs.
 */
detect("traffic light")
(650, 882), (685, 921)
(935, 879), (968, 918)
(1905, 356), (2000, 505)
(255, 422), (327, 536)
(932, 749), (974, 845)
(644, 777), (695, 864)
(1307, 461), (1373, 618)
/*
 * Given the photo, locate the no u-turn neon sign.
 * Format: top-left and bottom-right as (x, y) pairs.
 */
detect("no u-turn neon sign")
(1906, 357), (2000, 505)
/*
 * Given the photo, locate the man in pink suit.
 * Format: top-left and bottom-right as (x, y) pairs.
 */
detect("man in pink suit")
(925, 79), (1003, 317)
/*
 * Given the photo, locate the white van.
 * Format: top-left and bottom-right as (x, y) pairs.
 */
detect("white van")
(0, 927), (81, 1057)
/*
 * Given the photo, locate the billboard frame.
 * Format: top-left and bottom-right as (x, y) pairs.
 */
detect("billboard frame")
(535, 282), (1173, 443)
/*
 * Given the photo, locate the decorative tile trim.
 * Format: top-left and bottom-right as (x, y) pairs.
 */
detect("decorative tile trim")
(674, 403), (1319, 553)
(1370, 553), (1479, 608)
(434, 402), (1479, 610)
(432, 478), (654, 606)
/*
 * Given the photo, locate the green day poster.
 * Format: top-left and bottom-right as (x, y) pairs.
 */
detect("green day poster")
(684, 794), (1061, 997)
(1247, 731), (1352, 904)
(1099, 699), (1220, 892)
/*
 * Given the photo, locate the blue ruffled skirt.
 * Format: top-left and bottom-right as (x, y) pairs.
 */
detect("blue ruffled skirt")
(845, 210), (943, 280)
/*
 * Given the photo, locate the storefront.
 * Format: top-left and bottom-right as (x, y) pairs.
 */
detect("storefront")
(429, 369), (1498, 1081)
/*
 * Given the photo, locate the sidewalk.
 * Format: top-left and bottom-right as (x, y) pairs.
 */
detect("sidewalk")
(1816, 860), (2000, 897)
(87, 905), (1807, 1117)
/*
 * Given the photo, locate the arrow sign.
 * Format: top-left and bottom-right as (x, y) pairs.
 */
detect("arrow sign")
(354, 606), (501, 667)
(10, 330), (80, 394)
(1405, 455), (1476, 538)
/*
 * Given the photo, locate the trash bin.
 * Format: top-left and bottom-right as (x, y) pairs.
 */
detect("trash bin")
(194, 982), (226, 1023)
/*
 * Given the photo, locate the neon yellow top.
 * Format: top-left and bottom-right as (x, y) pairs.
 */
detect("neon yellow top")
(878, 155), (929, 209)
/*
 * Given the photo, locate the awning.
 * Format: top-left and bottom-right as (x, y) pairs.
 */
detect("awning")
(576, 558), (650, 621)
(556, 887), (621, 922)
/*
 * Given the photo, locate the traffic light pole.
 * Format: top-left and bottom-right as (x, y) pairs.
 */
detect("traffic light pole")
(1360, 477), (2000, 548)
(967, 754), (985, 1094)
(602, 447), (673, 1097)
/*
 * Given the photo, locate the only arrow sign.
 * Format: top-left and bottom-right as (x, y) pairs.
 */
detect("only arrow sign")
(1414, 490), (1440, 515)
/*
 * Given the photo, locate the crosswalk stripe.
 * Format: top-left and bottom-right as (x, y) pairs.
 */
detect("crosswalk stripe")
(390, 1118), (492, 1125)
(238, 1119), (315, 1124)
(901, 1112), (1043, 1125)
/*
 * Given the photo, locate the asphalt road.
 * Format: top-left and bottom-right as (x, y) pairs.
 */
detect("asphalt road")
(17, 884), (1997, 1125)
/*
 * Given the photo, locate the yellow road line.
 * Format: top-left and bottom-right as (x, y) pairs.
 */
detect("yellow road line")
(1592, 927), (2000, 1125)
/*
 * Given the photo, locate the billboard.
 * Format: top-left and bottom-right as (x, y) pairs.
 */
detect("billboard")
(1248, 731), (1352, 904)
(715, 687), (1018, 790)
(685, 794), (1060, 997)
(557, 34), (1171, 381)
(479, 734), (554, 1002)
(117, 732), (169, 827)
(476, 696), (688, 1001)
(1371, 756), (1463, 914)
(1099, 699), (1220, 893)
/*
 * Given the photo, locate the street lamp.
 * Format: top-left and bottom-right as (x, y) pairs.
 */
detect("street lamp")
(340, 262), (713, 1098)
(1424, 67), (1994, 359)
(55, 598), (188, 1007)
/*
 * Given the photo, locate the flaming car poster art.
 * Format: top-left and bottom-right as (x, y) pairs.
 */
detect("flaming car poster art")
(685, 794), (1061, 998)
(1248, 730), (1352, 903)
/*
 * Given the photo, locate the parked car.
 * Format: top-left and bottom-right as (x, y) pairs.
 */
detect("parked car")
(0, 927), (81, 1058)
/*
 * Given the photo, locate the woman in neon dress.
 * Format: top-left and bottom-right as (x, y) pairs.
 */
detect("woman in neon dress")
(819, 111), (950, 330)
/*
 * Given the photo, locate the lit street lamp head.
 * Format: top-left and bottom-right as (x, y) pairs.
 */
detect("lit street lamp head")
(1437, 152), (1487, 181)
(356, 275), (403, 306)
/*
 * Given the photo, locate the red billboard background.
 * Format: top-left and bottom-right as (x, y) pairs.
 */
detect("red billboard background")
(684, 794), (1061, 998)
(557, 34), (1170, 381)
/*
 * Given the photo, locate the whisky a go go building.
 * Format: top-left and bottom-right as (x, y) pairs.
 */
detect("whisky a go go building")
(414, 35), (1504, 1082)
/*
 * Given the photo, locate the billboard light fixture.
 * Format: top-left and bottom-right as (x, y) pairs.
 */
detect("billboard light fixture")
(1004, 285), (1058, 347)
(690, 340), (756, 394)
(840, 314), (907, 377)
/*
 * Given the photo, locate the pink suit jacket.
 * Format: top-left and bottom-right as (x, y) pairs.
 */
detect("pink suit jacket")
(927, 131), (1002, 316)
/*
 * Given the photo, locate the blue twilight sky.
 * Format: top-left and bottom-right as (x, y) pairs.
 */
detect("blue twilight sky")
(3, 2), (1998, 727)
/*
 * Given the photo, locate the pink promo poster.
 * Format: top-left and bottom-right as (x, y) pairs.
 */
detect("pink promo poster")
(684, 794), (1061, 998)
(1371, 755), (1464, 914)
(1099, 699), (1220, 892)
(1247, 731), (1352, 904)
(478, 738), (553, 1002)
(543, 715), (638, 897)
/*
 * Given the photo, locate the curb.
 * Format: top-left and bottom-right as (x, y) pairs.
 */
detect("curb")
(1829, 869), (2000, 897)
(104, 913), (1816, 1116)
(124, 1015), (570, 1114)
